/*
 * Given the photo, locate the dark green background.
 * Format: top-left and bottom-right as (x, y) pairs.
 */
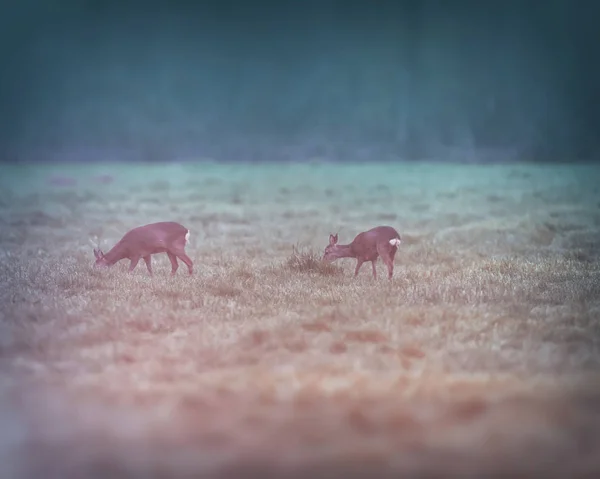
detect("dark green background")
(1, 0), (598, 162)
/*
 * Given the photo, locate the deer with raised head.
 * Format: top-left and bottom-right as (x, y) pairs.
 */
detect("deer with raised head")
(92, 221), (193, 276)
(322, 225), (401, 280)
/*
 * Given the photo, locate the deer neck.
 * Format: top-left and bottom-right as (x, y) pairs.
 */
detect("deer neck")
(335, 243), (354, 259)
(103, 241), (128, 265)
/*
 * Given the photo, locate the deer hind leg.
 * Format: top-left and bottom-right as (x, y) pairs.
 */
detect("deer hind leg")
(171, 248), (193, 275)
(143, 256), (153, 276)
(354, 259), (365, 277)
(388, 245), (399, 279)
(383, 255), (394, 279)
(371, 260), (378, 279)
(167, 252), (179, 275)
(377, 244), (397, 280)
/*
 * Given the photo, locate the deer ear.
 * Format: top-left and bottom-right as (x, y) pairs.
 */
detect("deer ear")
(329, 233), (338, 245)
(93, 248), (102, 259)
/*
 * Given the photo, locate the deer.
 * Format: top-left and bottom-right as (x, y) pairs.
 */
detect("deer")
(322, 225), (401, 280)
(91, 222), (193, 276)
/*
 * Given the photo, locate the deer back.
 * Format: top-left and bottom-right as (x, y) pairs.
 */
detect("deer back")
(351, 226), (401, 254)
(133, 222), (188, 245)
(114, 222), (189, 257)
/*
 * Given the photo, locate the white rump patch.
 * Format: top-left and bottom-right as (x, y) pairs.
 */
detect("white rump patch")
(389, 238), (401, 246)
(185, 231), (190, 244)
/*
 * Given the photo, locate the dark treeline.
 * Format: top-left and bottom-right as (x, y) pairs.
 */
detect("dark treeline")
(0, 0), (599, 163)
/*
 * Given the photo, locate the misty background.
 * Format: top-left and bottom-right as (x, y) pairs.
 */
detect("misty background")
(1, 0), (599, 164)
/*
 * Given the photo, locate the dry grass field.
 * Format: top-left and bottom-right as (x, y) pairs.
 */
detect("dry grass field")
(1, 160), (599, 478)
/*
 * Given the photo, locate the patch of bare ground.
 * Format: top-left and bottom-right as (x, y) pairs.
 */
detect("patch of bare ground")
(1, 161), (600, 478)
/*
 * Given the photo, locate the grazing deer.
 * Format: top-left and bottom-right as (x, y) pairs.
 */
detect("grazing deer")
(92, 222), (193, 276)
(322, 225), (401, 279)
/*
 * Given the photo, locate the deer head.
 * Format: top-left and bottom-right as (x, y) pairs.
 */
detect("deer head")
(90, 237), (109, 268)
(322, 232), (341, 262)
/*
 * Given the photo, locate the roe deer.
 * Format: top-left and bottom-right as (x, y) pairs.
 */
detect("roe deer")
(92, 222), (193, 276)
(322, 225), (401, 279)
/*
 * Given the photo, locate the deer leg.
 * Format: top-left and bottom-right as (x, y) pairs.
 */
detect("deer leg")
(377, 244), (397, 280)
(128, 256), (140, 273)
(354, 259), (364, 277)
(371, 260), (378, 279)
(143, 256), (153, 276)
(173, 249), (193, 275)
(167, 252), (179, 276)
(382, 254), (394, 279)
(387, 247), (398, 280)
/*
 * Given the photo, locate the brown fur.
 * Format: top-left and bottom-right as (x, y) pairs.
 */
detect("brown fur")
(322, 225), (401, 279)
(93, 221), (193, 276)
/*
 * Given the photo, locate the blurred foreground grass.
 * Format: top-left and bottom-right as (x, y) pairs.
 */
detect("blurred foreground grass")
(0, 160), (599, 478)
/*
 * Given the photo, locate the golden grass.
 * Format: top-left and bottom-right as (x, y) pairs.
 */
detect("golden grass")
(1, 160), (600, 478)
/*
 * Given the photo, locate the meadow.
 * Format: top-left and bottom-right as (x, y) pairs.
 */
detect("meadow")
(0, 159), (599, 478)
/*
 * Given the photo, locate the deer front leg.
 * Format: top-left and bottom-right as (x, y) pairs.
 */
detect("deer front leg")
(354, 259), (364, 277)
(128, 256), (140, 273)
(143, 256), (153, 276)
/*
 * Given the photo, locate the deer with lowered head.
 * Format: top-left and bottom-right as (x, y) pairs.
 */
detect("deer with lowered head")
(92, 221), (193, 276)
(322, 225), (401, 279)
